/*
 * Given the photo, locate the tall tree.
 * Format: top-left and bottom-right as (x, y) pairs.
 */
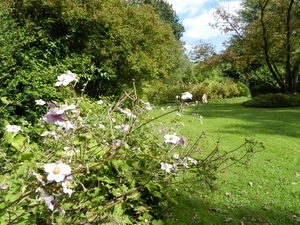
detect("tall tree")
(142, 0), (185, 40)
(213, 0), (300, 94)
(8, 0), (181, 97)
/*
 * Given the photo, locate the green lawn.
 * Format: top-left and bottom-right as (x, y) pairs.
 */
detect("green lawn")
(154, 98), (300, 224)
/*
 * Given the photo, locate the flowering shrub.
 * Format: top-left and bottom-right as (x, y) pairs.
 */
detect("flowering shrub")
(0, 72), (263, 224)
(143, 78), (250, 104)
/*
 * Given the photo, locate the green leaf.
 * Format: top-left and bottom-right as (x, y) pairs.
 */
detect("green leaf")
(20, 153), (34, 161)
(11, 134), (27, 150)
(152, 219), (164, 225)
(113, 202), (126, 217)
(0, 97), (11, 104)
(3, 131), (17, 144)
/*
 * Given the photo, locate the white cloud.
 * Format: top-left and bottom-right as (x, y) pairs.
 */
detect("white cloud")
(167, 0), (242, 51)
(183, 8), (221, 40)
(166, 0), (209, 15)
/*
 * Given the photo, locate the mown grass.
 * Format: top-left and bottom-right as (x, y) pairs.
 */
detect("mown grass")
(152, 97), (300, 225)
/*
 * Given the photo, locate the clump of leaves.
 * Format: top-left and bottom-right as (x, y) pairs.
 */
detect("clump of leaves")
(243, 93), (300, 108)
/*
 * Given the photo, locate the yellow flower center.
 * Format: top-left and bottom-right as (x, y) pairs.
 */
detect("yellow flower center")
(36, 173), (43, 180)
(66, 181), (71, 189)
(169, 136), (174, 140)
(53, 167), (60, 174)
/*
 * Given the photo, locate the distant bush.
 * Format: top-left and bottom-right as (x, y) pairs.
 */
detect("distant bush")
(142, 81), (189, 104)
(243, 93), (300, 108)
(143, 78), (250, 104)
(249, 84), (281, 97)
(189, 82), (210, 101)
(207, 79), (239, 99)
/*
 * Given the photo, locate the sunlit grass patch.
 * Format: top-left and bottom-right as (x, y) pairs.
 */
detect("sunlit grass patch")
(152, 98), (300, 224)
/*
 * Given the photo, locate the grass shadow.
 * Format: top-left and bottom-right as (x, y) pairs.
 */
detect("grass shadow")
(165, 191), (299, 225)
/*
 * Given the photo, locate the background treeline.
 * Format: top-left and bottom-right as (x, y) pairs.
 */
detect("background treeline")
(0, 0), (183, 124)
(0, 0), (248, 127)
(4, 0), (300, 128)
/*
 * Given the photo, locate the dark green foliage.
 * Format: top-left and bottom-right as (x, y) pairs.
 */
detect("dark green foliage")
(9, 0), (180, 96)
(243, 93), (300, 108)
(143, 81), (188, 104)
(0, 0), (182, 126)
(0, 2), (60, 126)
(249, 84), (281, 97)
(144, 0), (185, 40)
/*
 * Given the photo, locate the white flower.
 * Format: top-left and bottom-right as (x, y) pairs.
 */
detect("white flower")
(173, 154), (180, 159)
(62, 179), (73, 197)
(164, 134), (180, 144)
(117, 107), (137, 119)
(44, 163), (71, 182)
(41, 131), (51, 136)
(40, 130), (59, 140)
(114, 125), (121, 130)
(55, 120), (75, 130)
(113, 139), (122, 148)
(97, 100), (103, 105)
(40, 130), (57, 136)
(99, 124), (105, 129)
(55, 70), (78, 86)
(35, 99), (46, 105)
(5, 125), (21, 133)
(161, 162), (173, 173)
(115, 124), (130, 132)
(181, 92), (193, 100)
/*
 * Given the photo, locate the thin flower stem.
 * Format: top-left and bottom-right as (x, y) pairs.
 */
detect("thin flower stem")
(67, 151), (116, 177)
(0, 190), (35, 214)
(80, 178), (153, 224)
(131, 109), (178, 132)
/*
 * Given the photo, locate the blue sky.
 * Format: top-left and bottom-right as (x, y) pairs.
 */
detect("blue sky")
(166, 0), (241, 52)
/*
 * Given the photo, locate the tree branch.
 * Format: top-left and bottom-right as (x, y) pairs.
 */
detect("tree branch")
(285, 0), (294, 91)
(259, 0), (285, 89)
